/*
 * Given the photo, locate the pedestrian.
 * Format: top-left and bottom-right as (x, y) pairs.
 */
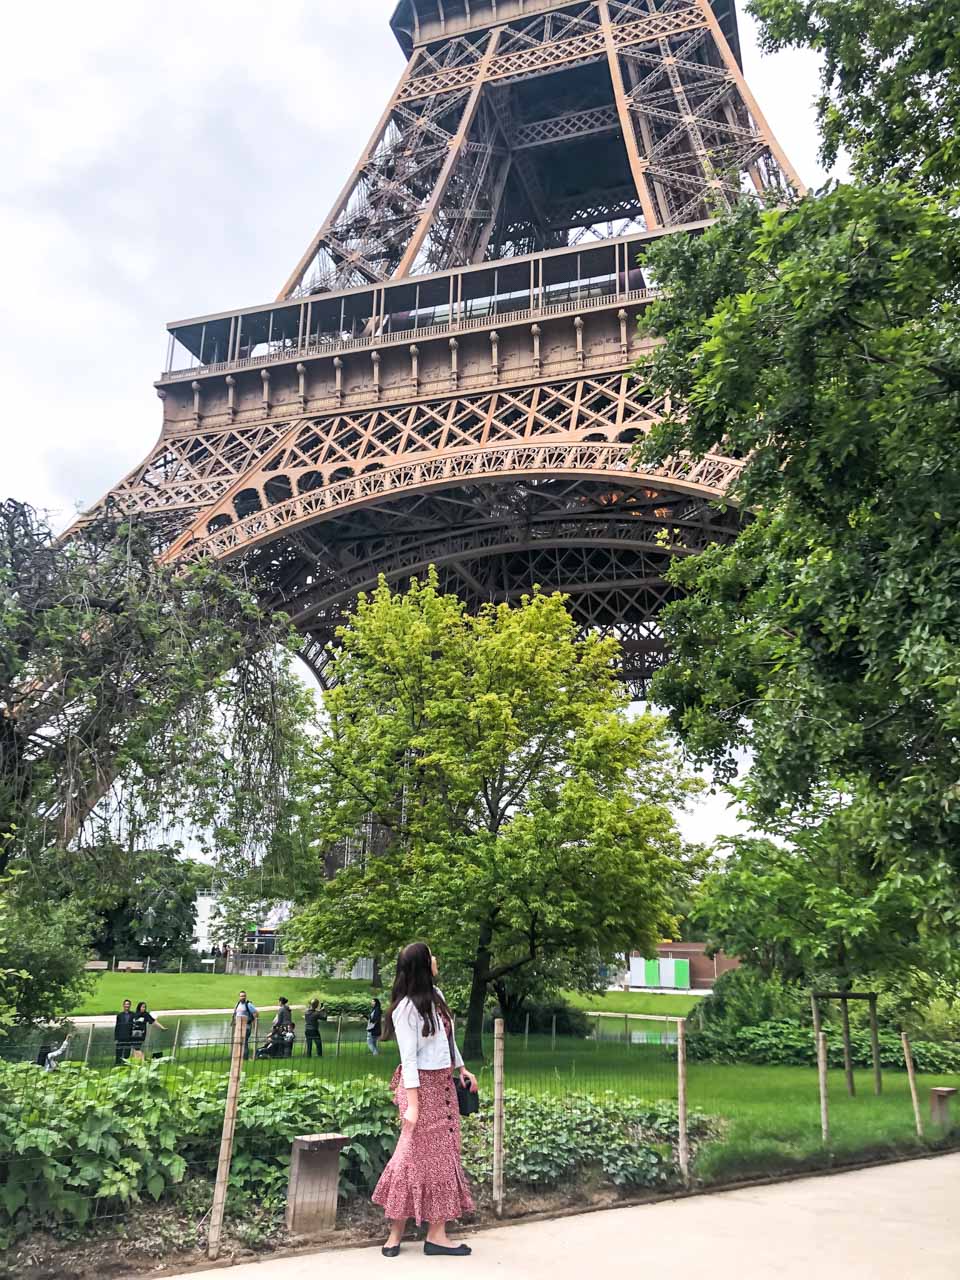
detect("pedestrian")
(366, 997), (382, 1055)
(303, 999), (324, 1058)
(114, 998), (135, 1065)
(36, 1036), (71, 1072)
(131, 1001), (165, 1057)
(234, 990), (258, 1060)
(272, 995), (294, 1058)
(373, 941), (478, 1258)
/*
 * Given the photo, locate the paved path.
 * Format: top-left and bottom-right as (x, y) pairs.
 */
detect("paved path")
(163, 1154), (959, 1279)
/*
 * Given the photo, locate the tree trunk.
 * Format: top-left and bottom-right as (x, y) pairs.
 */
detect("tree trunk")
(463, 927), (493, 1060)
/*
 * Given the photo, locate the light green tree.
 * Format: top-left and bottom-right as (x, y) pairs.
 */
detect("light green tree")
(286, 575), (699, 1056)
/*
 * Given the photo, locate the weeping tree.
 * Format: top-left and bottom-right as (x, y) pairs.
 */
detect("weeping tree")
(0, 499), (312, 1020)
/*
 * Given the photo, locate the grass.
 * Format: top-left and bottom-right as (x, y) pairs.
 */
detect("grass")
(68, 973), (372, 1015)
(564, 990), (701, 1017)
(70, 974), (697, 1019)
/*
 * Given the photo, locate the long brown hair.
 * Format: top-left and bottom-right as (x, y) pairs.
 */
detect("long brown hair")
(382, 941), (452, 1040)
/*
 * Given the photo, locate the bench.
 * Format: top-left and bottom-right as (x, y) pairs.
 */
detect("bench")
(84, 961), (109, 971)
(285, 1134), (350, 1236)
(116, 961), (145, 972)
(930, 1087), (958, 1128)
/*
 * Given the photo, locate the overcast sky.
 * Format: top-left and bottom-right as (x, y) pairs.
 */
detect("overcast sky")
(0, 1), (836, 844)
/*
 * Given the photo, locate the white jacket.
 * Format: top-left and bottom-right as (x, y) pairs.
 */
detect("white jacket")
(392, 992), (465, 1088)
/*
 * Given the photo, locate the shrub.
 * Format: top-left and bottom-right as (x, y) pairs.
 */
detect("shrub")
(498, 997), (591, 1038)
(687, 1019), (960, 1073)
(305, 994), (373, 1018)
(461, 1092), (715, 1189)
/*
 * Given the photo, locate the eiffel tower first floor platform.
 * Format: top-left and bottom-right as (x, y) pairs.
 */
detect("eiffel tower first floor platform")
(81, 232), (745, 695)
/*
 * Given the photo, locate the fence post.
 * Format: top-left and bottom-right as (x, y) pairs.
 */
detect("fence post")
(179, 956), (184, 975)
(172, 1020), (182, 1061)
(83, 1023), (94, 1066)
(523, 1012), (530, 1051)
(901, 1032), (923, 1139)
(676, 1018), (690, 1188)
(595, 1012), (601, 1049)
(816, 1030), (830, 1144)
(839, 996), (855, 1097)
(492, 1017), (505, 1218)
(551, 1014), (557, 1052)
(335, 1015), (343, 1058)
(208, 1014), (246, 1260)
(624, 1012), (629, 1046)
(868, 994), (882, 1096)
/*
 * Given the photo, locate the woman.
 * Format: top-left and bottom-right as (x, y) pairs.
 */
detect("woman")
(373, 942), (478, 1258)
(273, 996), (295, 1058)
(130, 1002), (165, 1055)
(303, 998), (324, 1058)
(366, 997), (382, 1055)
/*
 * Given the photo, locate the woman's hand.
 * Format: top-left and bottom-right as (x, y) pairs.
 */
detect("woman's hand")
(459, 1067), (478, 1094)
(403, 1102), (419, 1127)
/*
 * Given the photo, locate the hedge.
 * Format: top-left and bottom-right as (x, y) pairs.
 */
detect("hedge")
(687, 1019), (960, 1073)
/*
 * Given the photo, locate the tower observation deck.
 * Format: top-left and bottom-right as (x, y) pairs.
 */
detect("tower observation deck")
(82, 0), (800, 693)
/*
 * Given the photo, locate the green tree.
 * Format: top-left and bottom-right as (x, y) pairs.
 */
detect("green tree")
(640, 183), (960, 932)
(89, 847), (212, 963)
(750, 0), (960, 192)
(696, 798), (932, 987)
(286, 576), (698, 1056)
(0, 499), (300, 864)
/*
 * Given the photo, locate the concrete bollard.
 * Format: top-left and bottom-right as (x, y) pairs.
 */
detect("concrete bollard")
(930, 1087), (958, 1129)
(286, 1133), (350, 1236)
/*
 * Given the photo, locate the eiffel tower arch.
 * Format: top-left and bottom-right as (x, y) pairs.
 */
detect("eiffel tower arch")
(81, 0), (800, 695)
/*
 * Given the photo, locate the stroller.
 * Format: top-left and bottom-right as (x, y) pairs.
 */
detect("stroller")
(255, 1023), (295, 1060)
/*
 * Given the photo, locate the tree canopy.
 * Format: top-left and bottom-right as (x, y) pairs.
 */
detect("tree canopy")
(750, 0), (960, 192)
(637, 0), (960, 969)
(285, 576), (700, 1055)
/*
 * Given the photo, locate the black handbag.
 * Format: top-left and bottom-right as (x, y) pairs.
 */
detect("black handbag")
(453, 1075), (480, 1116)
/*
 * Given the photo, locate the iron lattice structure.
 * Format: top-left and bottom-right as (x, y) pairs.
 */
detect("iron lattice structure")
(80, 0), (800, 694)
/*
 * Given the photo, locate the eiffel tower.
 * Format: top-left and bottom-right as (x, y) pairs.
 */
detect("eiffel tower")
(82, 0), (800, 693)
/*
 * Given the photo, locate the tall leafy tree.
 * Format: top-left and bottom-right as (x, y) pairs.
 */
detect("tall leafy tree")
(641, 185), (960, 930)
(750, 0), (960, 191)
(286, 576), (699, 1056)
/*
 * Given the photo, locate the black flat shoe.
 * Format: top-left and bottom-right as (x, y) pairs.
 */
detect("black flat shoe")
(424, 1241), (472, 1256)
(381, 1244), (401, 1257)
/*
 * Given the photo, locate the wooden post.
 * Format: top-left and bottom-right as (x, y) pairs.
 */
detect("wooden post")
(179, 956), (184, 975)
(172, 1020), (182, 1061)
(624, 1012), (630, 1046)
(839, 995), (856, 1097)
(492, 1017), (505, 1218)
(551, 1014), (557, 1052)
(868, 994), (882, 1096)
(83, 1023), (94, 1066)
(677, 1019), (690, 1187)
(901, 1032), (923, 1139)
(816, 1031), (830, 1145)
(810, 991), (822, 1039)
(208, 1014), (246, 1261)
(112, 955), (117, 972)
(595, 1012), (601, 1049)
(523, 1011), (530, 1051)
(335, 1015), (343, 1058)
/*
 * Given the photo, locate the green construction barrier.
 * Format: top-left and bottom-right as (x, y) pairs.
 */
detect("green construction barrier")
(674, 958), (691, 989)
(644, 957), (660, 987)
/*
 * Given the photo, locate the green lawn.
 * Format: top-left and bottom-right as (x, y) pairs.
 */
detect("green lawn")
(70, 976), (698, 1019)
(565, 990), (701, 1017)
(69, 973), (372, 1015)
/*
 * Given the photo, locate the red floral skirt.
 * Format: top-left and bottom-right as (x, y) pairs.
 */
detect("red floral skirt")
(372, 1067), (475, 1225)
